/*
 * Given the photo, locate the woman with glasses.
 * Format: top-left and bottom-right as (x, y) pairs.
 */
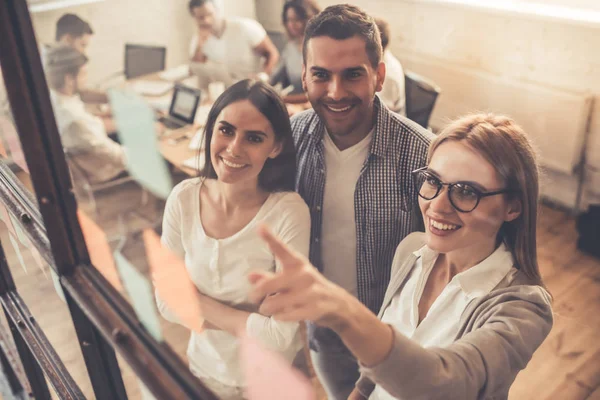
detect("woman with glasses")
(249, 113), (553, 400)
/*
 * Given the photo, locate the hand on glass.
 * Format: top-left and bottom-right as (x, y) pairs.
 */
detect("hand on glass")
(248, 225), (359, 332)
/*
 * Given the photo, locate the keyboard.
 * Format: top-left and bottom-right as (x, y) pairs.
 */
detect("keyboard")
(159, 117), (185, 130)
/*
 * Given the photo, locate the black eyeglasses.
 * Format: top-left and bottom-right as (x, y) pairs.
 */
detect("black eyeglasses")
(411, 167), (514, 213)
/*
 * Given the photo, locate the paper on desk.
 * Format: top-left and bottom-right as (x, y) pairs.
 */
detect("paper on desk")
(143, 229), (204, 333)
(158, 64), (190, 81)
(114, 251), (163, 341)
(240, 334), (316, 400)
(130, 80), (174, 96)
(77, 210), (123, 291)
(108, 89), (173, 199)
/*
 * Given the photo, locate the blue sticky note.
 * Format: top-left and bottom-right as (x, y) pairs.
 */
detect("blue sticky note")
(108, 89), (173, 200)
(114, 251), (163, 342)
(9, 213), (29, 246)
(9, 234), (27, 273)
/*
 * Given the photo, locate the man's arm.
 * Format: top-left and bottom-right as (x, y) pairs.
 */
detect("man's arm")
(253, 37), (279, 75)
(80, 88), (108, 104)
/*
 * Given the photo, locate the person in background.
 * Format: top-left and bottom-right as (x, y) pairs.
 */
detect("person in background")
(188, 0), (279, 80)
(374, 18), (405, 116)
(41, 13), (109, 105)
(288, 5), (433, 399)
(157, 79), (310, 400)
(45, 46), (126, 184)
(250, 113), (553, 400)
(270, 0), (320, 112)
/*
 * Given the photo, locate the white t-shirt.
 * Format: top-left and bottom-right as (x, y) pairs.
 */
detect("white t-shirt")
(158, 178), (311, 387)
(369, 243), (516, 400)
(379, 50), (406, 116)
(50, 90), (126, 183)
(321, 130), (373, 296)
(189, 17), (267, 78)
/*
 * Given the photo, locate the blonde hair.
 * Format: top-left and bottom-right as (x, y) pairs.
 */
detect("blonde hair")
(430, 113), (544, 286)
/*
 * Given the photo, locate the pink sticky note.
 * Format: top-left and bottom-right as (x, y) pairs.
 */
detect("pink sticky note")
(0, 138), (8, 159)
(143, 229), (204, 333)
(240, 334), (316, 400)
(77, 210), (123, 291)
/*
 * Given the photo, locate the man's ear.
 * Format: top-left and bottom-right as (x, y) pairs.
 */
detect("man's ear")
(301, 64), (307, 92)
(269, 141), (283, 159)
(375, 61), (386, 93)
(504, 198), (522, 222)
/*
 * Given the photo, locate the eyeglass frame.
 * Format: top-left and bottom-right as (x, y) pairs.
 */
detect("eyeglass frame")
(411, 167), (515, 213)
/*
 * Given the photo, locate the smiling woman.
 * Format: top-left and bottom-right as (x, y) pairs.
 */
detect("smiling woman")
(156, 79), (310, 399)
(249, 113), (553, 400)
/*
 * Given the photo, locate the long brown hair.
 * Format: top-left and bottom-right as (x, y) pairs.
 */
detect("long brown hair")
(429, 113), (545, 286)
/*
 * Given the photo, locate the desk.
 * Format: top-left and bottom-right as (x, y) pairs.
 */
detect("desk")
(126, 71), (211, 177)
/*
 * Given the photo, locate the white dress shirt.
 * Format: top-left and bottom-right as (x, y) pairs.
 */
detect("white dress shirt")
(158, 178), (311, 387)
(370, 243), (516, 400)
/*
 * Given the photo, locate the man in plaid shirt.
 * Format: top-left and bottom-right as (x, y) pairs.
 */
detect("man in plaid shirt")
(289, 5), (434, 399)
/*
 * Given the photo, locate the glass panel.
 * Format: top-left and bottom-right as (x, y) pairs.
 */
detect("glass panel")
(24, 1), (312, 398)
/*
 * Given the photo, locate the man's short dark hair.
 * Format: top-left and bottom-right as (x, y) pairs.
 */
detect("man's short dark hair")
(55, 14), (93, 42)
(374, 18), (390, 51)
(302, 4), (382, 68)
(188, 0), (214, 13)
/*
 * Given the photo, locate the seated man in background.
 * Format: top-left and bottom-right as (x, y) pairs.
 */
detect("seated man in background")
(188, 0), (279, 80)
(375, 18), (406, 116)
(41, 13), (109, 105)
(45, 46), (126, 184)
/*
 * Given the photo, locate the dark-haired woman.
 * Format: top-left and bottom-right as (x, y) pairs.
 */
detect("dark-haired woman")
(271, 0), (320, 110)
(157, 79), (309, 399)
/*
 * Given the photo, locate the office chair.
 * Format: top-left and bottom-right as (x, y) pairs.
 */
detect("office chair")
(124, 44), (167, 80)
(64, 148), (149, 218)
(404, 71), (441, 129)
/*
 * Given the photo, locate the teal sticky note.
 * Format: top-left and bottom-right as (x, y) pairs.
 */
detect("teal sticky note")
(108, 89), (173, 200)
(9, 234), (27, 273)
(50, 269), (66, 302)
(114, 251), (163, 342)
(9, 213), (29, 246)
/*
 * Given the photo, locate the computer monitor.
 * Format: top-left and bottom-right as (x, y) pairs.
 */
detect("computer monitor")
(168, 84), (201, 125)
(124, 44), (167, 80)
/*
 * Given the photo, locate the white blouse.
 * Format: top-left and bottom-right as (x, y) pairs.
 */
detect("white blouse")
(370, 243), (516, 400)
(158, 178), (311, 387)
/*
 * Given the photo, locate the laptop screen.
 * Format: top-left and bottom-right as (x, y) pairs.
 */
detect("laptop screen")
(169, 85), (201, 124)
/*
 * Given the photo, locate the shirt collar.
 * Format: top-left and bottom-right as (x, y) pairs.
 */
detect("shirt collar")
(311, 95), (393, 158)
(413, 243), (515, 299)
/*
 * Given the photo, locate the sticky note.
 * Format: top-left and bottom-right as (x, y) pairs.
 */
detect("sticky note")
(143, 229), (203, 333)
(114, 251), (163, 342)
(240, 334), (316, 400)
(9, 234), (27, 273)
(77, 210), (123, 292)
(50, 269), (66, 302)
(9, 213), (29, 246)
(108, 89), (173, 199)
(0, 117), (29, 174)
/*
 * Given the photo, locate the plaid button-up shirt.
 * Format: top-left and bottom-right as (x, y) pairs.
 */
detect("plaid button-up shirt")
(291, 97), (434, 319)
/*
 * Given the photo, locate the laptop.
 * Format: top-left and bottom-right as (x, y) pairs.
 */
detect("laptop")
(158, 84), (201, 130)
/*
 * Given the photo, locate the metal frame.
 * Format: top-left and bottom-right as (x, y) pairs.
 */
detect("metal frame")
(0, 1), (217, 399)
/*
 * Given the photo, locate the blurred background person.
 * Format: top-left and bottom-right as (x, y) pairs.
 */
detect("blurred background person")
(188, 0), (279, 81)
(271, 0), (320, 109)
(375, 17), (406, 116)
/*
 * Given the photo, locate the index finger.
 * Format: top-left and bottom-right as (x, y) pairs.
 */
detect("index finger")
(257, 224), (306, 270)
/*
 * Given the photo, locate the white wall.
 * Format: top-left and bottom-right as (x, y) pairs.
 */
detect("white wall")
(256, 0), (600, 209)
(30, 0), (257, 85)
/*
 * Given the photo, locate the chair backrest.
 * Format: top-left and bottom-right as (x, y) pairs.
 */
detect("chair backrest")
(404, 71), (441, 129)
(124, 44), (167, 80)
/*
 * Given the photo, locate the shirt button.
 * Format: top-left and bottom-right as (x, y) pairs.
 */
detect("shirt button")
(315, 206), (321, 212)
(315, 237), (320, 243)
(320, 169), (324, 174)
